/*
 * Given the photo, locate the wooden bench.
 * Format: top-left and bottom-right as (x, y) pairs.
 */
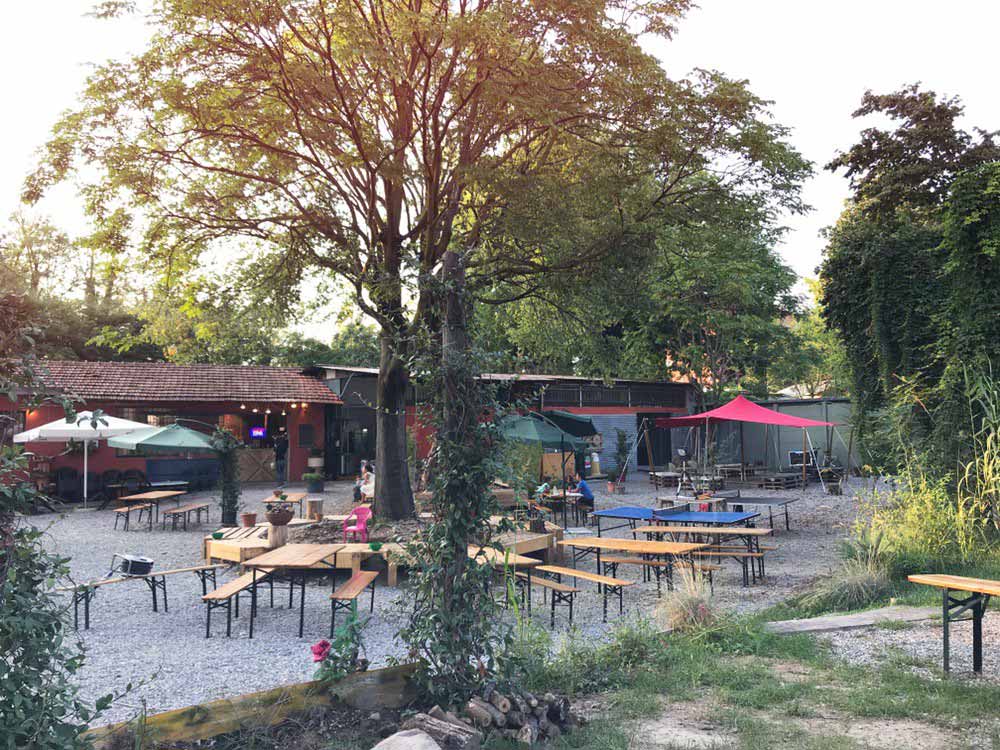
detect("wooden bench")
(161, 502), (211, 530)
(908, 574), (1000, 674)
(114, 503), (153, 531)
(202, 568), (276, 638)
(534, 564), (634, 622)
(60, 563), (225, 630)
(514, 572), (580, 628)
(330, 571), (378, 636)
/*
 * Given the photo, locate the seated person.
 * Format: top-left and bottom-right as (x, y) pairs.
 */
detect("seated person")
(359, 468), (376, 502)
(572, 472), (594, 507)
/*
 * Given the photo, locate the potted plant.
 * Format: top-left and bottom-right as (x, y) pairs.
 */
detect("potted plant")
(303, 471), (325, 493)
(240, 511), (257, 527)
(265, 494), (294, 526)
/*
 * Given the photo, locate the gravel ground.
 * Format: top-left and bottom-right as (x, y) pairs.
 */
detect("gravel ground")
(32, 475), (857, 724)
(823, 612), (1000, 683)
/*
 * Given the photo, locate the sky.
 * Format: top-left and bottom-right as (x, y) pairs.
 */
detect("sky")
(3, 0), (1000, 298)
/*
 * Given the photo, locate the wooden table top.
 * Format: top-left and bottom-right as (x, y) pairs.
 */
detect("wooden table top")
(120, 490), (186, 501)
(468, 545), (542, 568)
(634, 525), (773, 537)
(244, 543), (342, 569)
(908, 574), (1000, 597)
(557, 536), (706, 555)
(264, 492), (308, 503)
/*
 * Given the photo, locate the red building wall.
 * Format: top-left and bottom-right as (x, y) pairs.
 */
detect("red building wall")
(2, 397), (325, 483)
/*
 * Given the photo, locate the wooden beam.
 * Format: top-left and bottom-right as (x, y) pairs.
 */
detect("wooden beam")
(85, 664), (419, 748)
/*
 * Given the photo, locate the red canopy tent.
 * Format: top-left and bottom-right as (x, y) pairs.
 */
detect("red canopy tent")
(654, 395), (836, 484)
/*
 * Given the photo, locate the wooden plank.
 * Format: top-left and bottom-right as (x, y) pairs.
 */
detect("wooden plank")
(908, 574), (1000, 597)
(244, 543), (342, 569)
(85, 664), (420, 748)
(514, 571), (578, 593)
(557, 537), (706, 556)
(203, 570), (273, 601)
(535, 564), (634, 587)
(119, 490), (186, 501)
(332, 571), (379, 600)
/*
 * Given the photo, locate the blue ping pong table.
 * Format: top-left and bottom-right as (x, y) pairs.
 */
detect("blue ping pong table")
(593, 506), (759, 535)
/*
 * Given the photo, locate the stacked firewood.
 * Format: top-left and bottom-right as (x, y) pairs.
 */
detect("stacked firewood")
(401, 686), (581, 748)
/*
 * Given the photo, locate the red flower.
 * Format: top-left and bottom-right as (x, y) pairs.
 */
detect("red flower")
(311, 639), (331, 663)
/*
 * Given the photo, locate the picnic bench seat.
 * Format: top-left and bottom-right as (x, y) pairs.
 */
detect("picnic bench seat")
(202, 568), (275, 638)
(599, 555), (718, 596)
(691, 549), (765, 587)
(534, 564), (634, 622)
(908, 574), (1000, 673)
(161, 502), (211, 530)
(114, 503), (153, 531)
(329, 570), (378, 636)
(60, 563), (225, 630)
(514, 572), (580, 628)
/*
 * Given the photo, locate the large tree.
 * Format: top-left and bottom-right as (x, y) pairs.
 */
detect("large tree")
(31, 0), (805, 518)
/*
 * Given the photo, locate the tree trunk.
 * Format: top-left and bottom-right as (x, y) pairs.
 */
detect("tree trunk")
(376, 334), (415, 520)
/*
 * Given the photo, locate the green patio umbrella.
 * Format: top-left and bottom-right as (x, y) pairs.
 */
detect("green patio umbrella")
(537, 410), (598, 439)
(107, 423), (216, 454)
(499, 415), (586, 450)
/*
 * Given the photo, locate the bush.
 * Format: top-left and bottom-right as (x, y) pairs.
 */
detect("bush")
(657, 567), (717, 634)
(790, 533), (893, 615)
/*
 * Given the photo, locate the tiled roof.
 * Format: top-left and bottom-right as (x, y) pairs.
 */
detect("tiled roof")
(40, 361), (341, 405)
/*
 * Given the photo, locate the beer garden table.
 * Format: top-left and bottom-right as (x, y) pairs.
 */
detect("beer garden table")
(244, 543), (342, 638)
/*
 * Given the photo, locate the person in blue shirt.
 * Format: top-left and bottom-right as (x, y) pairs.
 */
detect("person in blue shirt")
(573, 472), (594, 505)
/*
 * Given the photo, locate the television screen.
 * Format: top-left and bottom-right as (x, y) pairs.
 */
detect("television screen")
(249, 426), (267, 439)
(788, 450), (813, 466)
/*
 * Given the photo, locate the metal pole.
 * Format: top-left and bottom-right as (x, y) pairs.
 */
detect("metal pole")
(739, 422), (745, 481)
(83, 440), (89, 509)
(801, 429), (807, 487)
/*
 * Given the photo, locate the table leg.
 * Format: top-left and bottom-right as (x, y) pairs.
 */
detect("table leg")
(249, 569), (257, 639)
(298, 575), (306, 638)
(785, 504), (791, 531)
(942, 589), (950, 672)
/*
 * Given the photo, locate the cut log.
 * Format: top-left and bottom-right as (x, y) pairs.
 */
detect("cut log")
(463, 701), (492, 729)
(547, 696), (569, 725)
(506, 710), (524, 728)
(488, 691), (511, 714)
(469, 697), (505, 728)
(515, 723), (537, 745)
(400, 713), (482, 750)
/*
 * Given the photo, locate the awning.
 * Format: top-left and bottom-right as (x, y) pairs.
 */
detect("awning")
(654, 395), (835, 429)
(107, 423), (216, 454)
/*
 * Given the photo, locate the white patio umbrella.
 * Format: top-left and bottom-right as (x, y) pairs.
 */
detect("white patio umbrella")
(14, 411), (149, 508)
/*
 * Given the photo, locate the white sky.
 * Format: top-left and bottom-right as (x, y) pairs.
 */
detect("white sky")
(3, 0), (1000, 300)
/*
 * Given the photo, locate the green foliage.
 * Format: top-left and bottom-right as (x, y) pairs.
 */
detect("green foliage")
(822, 85), (1000, 468)
(314, 605), (367, 685)
(613, 429), (630, 478)
(210, 427), (243, 526)
(791, 535), (893, 615)
(1, 298), (115, 748)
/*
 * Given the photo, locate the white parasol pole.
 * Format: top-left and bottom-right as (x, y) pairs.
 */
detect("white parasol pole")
(83, 440), (89, 510)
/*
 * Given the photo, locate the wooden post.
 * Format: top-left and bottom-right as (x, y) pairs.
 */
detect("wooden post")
(643, 419), (656, 474)
(801, 429), (807, 487)
(268, 524), (288, 549)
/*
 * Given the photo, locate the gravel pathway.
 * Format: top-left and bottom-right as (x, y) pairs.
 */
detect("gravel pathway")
(32, 476), (857, 724)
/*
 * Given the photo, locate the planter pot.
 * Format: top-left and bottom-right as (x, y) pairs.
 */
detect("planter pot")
(307, 457), (324, 468)
(306, 478), (325, 493)
(265, 508), (294, 526)
(606, 482), (617, 494)
(240, 512), (257, 528)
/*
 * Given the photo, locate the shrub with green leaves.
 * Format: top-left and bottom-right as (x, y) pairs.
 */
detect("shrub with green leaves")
(1, 448), (115, 749)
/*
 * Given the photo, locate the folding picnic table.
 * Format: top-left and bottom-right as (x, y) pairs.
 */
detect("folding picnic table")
(556, 536), (706, 582)
(118, 490), (186, 523)
(724, 496), (799, 530)
(908, 574), (1000, 674)
(592, 506), (657, 536)
(244, 543), (343, 638)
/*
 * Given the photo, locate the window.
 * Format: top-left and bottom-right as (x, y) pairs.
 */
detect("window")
(298, 423), (316, 449)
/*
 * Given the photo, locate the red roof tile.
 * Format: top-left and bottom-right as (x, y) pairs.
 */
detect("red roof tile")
(40, 361), (340, 405)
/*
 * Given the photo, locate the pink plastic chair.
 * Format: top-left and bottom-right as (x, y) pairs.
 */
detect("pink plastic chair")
(343, 506), (372, 542)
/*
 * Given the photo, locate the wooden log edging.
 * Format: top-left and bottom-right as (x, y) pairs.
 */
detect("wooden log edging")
(85, 663), (420, 748)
